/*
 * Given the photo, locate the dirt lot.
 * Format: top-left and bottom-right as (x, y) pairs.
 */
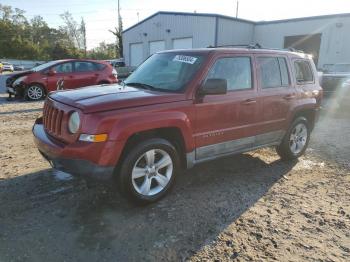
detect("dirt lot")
(0, 94), (349, 262)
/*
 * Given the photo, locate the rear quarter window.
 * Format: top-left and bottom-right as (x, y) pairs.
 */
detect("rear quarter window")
(94, 63), (106, 70)
(294, 60), (314, 84)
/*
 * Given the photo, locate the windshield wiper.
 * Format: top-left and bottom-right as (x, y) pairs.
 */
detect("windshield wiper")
(125, 82), (157, 90)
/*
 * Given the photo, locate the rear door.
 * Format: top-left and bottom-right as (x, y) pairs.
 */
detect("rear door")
(194, 54), (260, 161)
(47, 62), (75, 91)
(72, 61), (100, 88)
(256, 55), (296, 137)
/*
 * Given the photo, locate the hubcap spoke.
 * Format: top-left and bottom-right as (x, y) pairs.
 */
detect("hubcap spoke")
(145, 150), (155, 166)
(132, 167), (147, 179)
(140, 177), (152, 195)
(156, 155), (172, 170)
(154, 173), (169, 187)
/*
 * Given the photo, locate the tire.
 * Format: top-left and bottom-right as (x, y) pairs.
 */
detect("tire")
(276, 117), (310, 160)
(118, 138), (180, 204)
(24, 84), (45, 101)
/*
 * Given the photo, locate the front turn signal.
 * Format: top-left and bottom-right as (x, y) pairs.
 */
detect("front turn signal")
(79, 134), (108, 142)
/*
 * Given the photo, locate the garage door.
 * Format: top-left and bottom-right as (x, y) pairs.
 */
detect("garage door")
(173, 37), (193, 49)
(130, 43), (143, 66)
(149, 40), (165, 55)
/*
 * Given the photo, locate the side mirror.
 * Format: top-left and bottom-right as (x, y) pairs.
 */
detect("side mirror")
(199, 78), (227, 96)
(47, 69), (56, 76)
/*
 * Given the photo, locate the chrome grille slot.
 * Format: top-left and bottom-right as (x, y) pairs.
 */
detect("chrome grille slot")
(43, 101), (64, 137)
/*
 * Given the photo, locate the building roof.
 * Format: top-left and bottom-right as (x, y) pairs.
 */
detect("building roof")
(123, 11), (350, 33)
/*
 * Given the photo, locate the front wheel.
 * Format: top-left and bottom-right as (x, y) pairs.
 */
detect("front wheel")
(24, 84), (45, 101)
(118, 138), (180, 204)
(276, 117), (310, 160)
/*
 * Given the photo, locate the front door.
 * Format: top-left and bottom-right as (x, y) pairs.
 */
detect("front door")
(194, 55), (260, 161)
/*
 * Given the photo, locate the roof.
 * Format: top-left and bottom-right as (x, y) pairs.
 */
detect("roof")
(123, 11), (350, 33)
(123, 11), (256, 33)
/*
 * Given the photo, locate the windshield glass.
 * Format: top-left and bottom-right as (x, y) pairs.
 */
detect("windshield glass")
(125, 53), (204, 92)
(31, 60), (61, 72)
(331, 64), (350, 73)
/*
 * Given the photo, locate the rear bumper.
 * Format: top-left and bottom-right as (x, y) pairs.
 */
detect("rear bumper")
(33, 122), (114, 180)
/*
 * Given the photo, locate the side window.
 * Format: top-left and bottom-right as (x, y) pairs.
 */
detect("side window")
(258, 57), (290, 88)
(294, 60), (314, 83)
(207, 57), (252, 91)
(278, 58), (290, 86)
(53, 62), (73, 73)
(94, 63), (106, 70)
(74, 62), (96, 72)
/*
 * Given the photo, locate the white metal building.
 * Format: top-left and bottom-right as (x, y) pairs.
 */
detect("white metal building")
(122, 11), (350, 68)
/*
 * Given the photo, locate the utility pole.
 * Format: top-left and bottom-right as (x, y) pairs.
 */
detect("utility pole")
(236, 0), (239, 18)
(117, 0), (123, 58)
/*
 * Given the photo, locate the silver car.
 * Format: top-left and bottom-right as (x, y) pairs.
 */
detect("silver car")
(2, 62), (14, 72)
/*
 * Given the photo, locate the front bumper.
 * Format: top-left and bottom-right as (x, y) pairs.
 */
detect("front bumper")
(33, 122), (114, 180)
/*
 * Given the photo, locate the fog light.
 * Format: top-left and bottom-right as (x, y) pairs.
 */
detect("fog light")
(79, 134), (108, 142)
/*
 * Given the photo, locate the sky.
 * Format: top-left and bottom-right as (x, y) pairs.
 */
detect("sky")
(2, 0), (350, 49)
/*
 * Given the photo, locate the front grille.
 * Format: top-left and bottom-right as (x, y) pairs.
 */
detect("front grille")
(43, 102), (64, 136)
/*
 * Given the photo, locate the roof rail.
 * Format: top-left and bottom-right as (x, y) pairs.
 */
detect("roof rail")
(207, 43), (262, 49)
(207, 43), (305, 53)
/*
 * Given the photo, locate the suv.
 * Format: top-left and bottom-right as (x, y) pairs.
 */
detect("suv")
(33, 48), (322, 203)
(6, 59), (118, 100)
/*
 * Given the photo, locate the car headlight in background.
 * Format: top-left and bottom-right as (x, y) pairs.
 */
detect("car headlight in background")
(13, 76), (27, 86)
(112, 68), (118, 77)
(68, 111), (80, 134)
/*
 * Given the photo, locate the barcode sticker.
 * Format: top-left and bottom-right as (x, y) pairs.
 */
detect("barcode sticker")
(173, 55), (197, 64)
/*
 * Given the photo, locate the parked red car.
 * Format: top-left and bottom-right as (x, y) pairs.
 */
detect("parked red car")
(33, 47), (322, 203)
(6, 59), (118, 100)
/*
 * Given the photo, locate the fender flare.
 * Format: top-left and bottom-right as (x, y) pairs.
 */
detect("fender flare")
(108, 111), (195, 152)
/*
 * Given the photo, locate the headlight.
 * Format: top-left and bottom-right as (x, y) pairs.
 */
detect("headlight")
(68, 112), (80, 134)
(13, 76), (26, 86)
(112, 68), (118, 77)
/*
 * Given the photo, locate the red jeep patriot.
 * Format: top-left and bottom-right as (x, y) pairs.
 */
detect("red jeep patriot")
(33, 47), (322, 203)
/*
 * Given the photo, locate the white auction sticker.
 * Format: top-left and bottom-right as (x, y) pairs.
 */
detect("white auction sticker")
(173, 55), (197, 64)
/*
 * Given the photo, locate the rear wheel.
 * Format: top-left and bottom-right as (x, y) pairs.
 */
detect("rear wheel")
(276, 117), (310, 160)
(24, 84), (45, 101)
(118, 138), (179, 204)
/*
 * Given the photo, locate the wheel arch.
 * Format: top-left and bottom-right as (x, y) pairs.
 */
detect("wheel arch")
(289, 106), (318, 130)
(117, 126), (189, 170)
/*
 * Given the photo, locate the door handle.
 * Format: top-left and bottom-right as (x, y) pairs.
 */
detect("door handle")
(283, 94), (296, 100)
(242, 99), (257, 105)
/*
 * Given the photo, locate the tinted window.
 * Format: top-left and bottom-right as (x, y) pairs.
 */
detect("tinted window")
(75, 62), (96, 72)
(294, 60), (314, 83)
(258, 57), (280, 88)
(207, 57), (252, 91)
(53, 62), (73, 73)
(94, 63), (106, 70)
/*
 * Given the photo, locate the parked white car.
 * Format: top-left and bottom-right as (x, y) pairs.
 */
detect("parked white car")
(2, 62), (14, 72)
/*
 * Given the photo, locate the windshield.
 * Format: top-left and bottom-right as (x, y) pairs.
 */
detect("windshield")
(124, 53), (204, 92)
(31, 60), (61, 72)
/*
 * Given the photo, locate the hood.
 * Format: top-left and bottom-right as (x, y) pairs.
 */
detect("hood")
(49, 84), (188, 113)
(6, 70), (33, 85)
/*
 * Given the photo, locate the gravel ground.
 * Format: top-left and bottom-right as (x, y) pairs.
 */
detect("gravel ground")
(0, 94), (349, 262)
